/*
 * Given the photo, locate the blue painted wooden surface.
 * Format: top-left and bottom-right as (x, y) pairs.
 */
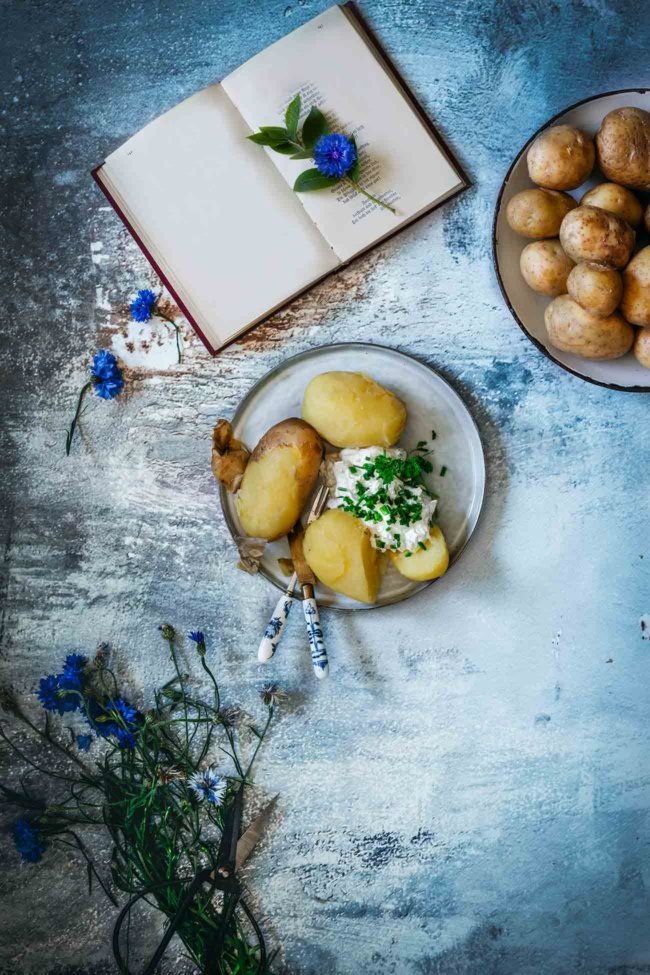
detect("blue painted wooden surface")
(1, 1), (650, 972)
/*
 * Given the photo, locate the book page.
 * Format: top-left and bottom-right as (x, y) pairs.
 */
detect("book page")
(222, 5), (464, 263)
(99, 85), (338, 350)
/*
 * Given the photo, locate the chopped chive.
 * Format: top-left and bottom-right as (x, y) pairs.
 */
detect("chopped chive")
(418, 541), (426, 551)
(440, 465), (447, 477)
(405, 551), (412, 557)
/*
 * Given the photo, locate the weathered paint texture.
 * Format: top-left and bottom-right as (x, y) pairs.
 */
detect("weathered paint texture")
(1, 1), (650, 973)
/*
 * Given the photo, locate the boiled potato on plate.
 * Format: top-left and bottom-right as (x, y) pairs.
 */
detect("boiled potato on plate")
(236, 419), (323, 540)
(544, 294), (634, 360)
(567, 262), (622, 317)
(303, 508), (384, 604)
(559, 205), (635, 268)
(506, 189), (576, 238)
(580, 182), (643, 228)
(596, 107), (650, 191)
(302, 371), (406, 448)
(520, 240), (574, 295)
(390, 525), (449, 582)
(621, 246), (650, 327)
(527, 125), (595, 190)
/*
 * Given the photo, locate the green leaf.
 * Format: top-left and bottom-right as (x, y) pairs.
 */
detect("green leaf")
(294, 168), (340, 192)
(259, 126), (289, 142)
(285, 94), (301, 140)
(349, 137), (360, 183)
(272, 142), (299, 155)
(301, 106), (328, 150)
(290, 149), (314, 160)
(247, 132), (281, 147)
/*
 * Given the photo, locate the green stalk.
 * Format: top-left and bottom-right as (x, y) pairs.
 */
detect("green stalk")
(156, 308), (182, 364)
(65, 381), (92, 455)
(345, 176), (396, 214)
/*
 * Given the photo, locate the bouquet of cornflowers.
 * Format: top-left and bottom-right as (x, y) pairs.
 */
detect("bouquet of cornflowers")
(1, 626), (280, 974)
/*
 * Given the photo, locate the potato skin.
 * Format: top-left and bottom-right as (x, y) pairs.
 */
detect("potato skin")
(634, 329), (650, 370)
(621, 246), (650, 326)
(559, 205), (635, 268)
(236, 419), (323, 540)
(520, 240), (574, 295)
(580, 182), (643, 228)
(302, 372), (406, 448)
(506, 189), (577, 238)
(527, 125), (595, 190)
(390, 525), (449, 582)
(596, 107), (650, 191)
(544, 294), (634, 360)
(645, 204), (650, 235)
(567, 262), (622, 317)
(303, 508), (383, 604)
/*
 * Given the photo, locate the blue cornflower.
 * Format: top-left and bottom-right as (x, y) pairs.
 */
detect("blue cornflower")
(188, 766), (227, 806)
(188, 631), (205, 644)
(130, 288), (158, 323)
(313, 133), (356, 178)
(59, 654), (87, 691)
(12, 817), (45, 863)
(76, 734), (92, 752)
(105, 697), (140, 727)
(115, 729), (137, 750)
(37, 675), (62, 712)
(90, 350), (124, 400)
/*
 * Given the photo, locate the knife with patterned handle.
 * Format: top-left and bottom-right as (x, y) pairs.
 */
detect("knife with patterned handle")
(289, 525), (329, 679)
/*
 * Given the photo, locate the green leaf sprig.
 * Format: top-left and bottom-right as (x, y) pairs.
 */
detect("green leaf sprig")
(248, 93), (396, 214)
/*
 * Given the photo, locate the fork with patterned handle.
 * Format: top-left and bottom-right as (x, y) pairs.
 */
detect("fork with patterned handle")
(257, 485), (329, 664)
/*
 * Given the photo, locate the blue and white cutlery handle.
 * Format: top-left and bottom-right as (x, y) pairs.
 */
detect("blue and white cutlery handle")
(301, 583), (329, 679)
(258, 575), (296, 663)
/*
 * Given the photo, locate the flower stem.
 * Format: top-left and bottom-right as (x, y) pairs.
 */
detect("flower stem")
(345, 177), (396, 214)
(65, 381), (92, 456)
(156, 309), (182, 364)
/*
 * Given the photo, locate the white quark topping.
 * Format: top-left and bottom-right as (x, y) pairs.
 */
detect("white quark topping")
(328, 446), (437, 553)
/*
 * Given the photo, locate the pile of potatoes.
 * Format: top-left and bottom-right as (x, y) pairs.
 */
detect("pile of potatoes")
(505, 106), (650, 368)
(213, 372), (449, 604)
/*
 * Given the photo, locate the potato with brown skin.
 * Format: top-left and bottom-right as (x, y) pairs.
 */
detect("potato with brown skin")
(567, 262), (623, 317)
(634, 329), (650, 370)
(621, 246), (650, 326)
(596, 107), (650, 191)
(519, 240), (574, 296)
(645, 203), (650, 235)
(302, 372), (406, 448)
(506, 189), (577, 238)
(559, 205), (635, 268)
(580, 183), (643, 228)
(544, 295), (634, 360)
(527, 125), (595, 190)
(211, 419), (249, 493)
(236, 419), (323, 540)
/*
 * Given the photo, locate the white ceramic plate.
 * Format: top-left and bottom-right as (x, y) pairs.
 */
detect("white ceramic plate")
(493, 88), (650, 392)
(220, 343), (485, 609)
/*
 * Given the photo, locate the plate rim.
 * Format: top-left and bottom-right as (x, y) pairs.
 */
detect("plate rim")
(492, 86), (650, 394)
(219, 341), (486, 611)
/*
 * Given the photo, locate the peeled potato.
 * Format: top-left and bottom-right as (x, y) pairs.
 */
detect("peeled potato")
(390, 525), (449, 582)
(506, 189), (576, 239)
(527, 125), (595, 190)
(634, 329), (650, 370)
(621, 246), (650, 327)
(580, 183), (643, 228)
(544, 295), (634, 360)
(567, 262), (622, 317)
(303, 508), (383, 604)
(302, 372), (406, 448)
(520, 240), (574, 296)
(236, 419), (322, 540)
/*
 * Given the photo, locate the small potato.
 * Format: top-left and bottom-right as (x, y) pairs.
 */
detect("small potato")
(302, 372), (406, 448)
(303, 508), (383, 604)
(390, 525), (449, 582)
(506, 189), (577, 238)
(580, 183), (643, 228)
(567, 262), (622, 317)
(236, 419), (323, 540)
(596, 107), (650, 191)
(559, 205), (635, 268)
(633, 329), (650, 370)
(520, 240), (575, 295)
(544, 295), (634, 360)
(621, 246), (650, 326)
(527, 125), (595, 190)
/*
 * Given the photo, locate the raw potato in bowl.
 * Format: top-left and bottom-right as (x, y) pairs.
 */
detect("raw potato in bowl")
(302, 371), (406, 448)
(567, 262), (622, 317)
(580, 182), (643, 227)
(506, 189), (576, 238)
(559, 205), (635, 268)
(527, 125), (595, 190)
(596, 107), (650, 191)
(520, 240), (575, 296)
(544, 295), (634, 360)
(634, 329), (650, 370)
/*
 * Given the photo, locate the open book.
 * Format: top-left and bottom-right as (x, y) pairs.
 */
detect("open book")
(93, 3), (468, 354)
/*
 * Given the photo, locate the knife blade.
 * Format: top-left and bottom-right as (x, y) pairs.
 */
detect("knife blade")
(289, 528), (329, 679)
